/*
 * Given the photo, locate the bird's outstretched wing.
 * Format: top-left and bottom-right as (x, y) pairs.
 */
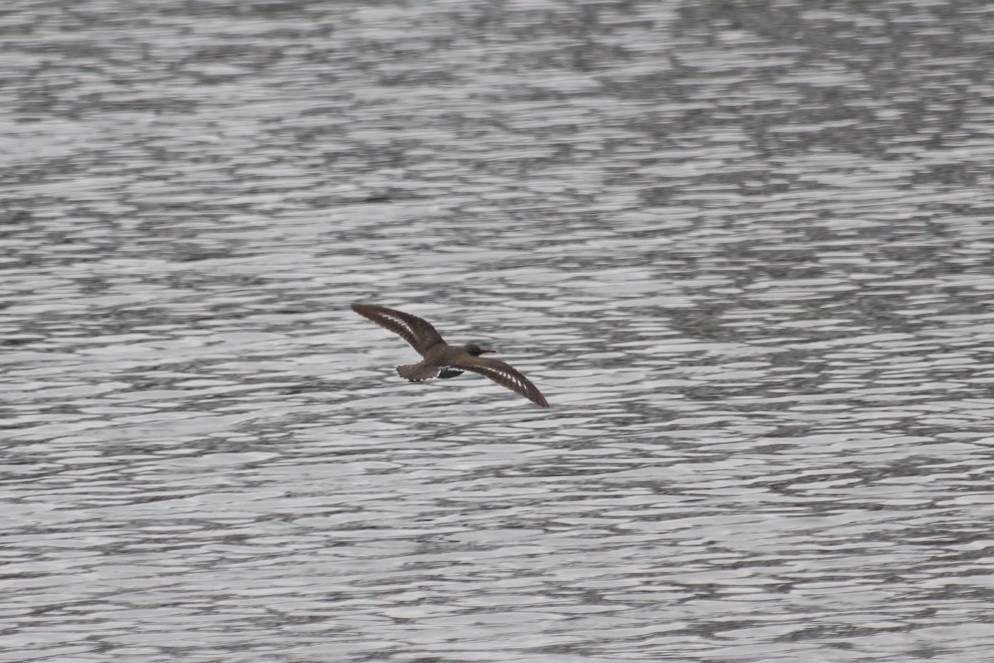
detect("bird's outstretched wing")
(453, 356), (550, 408)
(351, 304), (446, 356)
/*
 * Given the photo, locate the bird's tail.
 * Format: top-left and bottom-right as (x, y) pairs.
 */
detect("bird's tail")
(397, 363), (438, 382)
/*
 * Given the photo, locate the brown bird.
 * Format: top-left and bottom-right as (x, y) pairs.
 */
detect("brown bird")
(351, 303), (550, 408)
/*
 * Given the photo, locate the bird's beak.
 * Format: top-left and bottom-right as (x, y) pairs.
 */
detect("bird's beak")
(480, 348), (495, 354)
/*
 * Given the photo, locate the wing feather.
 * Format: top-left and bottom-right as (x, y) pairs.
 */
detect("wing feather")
(453, 356), (550, 408)
(351, 304), (446, 356)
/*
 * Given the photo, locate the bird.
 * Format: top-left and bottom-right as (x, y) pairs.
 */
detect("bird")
(351, 303), (550, 408)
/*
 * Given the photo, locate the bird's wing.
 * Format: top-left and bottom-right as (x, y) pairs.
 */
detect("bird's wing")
(452, 356), (550, 408)
(351, 304), (446, 356)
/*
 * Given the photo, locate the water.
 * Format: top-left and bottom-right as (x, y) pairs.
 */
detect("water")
(3, 0), (994, 661)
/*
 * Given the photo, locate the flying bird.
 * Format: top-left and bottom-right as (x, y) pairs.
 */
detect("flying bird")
(351, 303), (550, 408)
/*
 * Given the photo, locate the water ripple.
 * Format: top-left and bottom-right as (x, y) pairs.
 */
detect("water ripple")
(4, 0), (994, 661)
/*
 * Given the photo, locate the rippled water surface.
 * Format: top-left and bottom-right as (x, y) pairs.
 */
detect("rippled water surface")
(4, 1), (994, 661)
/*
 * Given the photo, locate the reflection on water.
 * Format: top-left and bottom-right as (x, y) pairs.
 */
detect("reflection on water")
(4, 0), (994, 660)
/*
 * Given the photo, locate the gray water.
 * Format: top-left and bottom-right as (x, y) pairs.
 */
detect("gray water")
(4, 1), (994, 661)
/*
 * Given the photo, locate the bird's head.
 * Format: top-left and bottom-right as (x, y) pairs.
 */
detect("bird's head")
(464, 343), (494, 357)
